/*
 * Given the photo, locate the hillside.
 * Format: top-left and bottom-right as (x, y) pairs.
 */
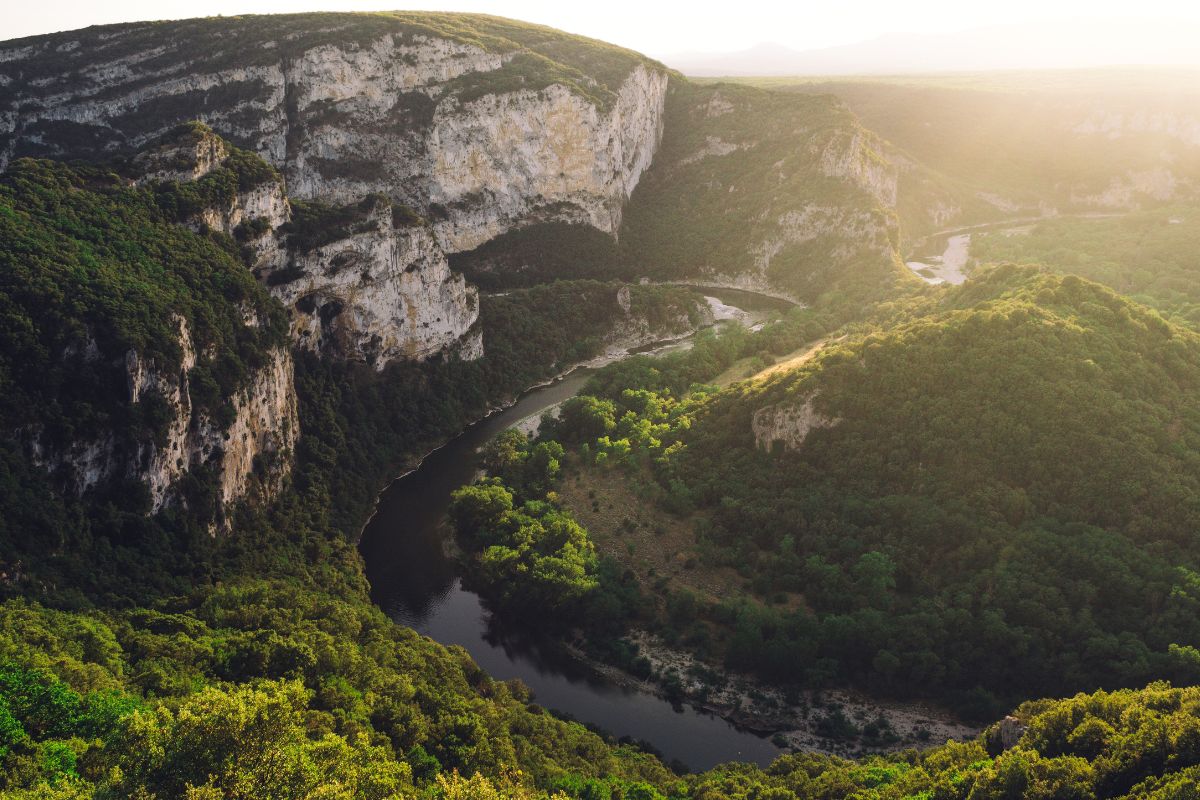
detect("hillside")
(470, 266), (1200, 717)
(971, 204), (1200, 327)
(616, 81), (915, 303)
(0, 143), (296, 542)
(747, 71), (1200, 230)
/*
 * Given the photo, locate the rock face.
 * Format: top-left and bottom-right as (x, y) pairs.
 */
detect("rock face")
(1070, 168), (1185, 209)
(0, 15), (670, 365)
(35, 317), (298, 517)
(135, 125), (481, 369)
(752, 205), (897, 283)
(420, 65), (667, 252)
(268, 199), (480, 367)
(212, 344), (299, 510)
(1072, 109), (1200, 148)
(986, 715), (1029, 755)
(752, 394), (839, 453)
(0, 14), (669, 258)
(817, 128), (899, 209)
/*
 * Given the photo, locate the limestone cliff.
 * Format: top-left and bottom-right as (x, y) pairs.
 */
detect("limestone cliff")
(0, 13), (668, 258)
(269, 197), (480, 367)
(134, 125), (481, 369)
(619, 81), (908, 303)
(34, 318), (298, 517)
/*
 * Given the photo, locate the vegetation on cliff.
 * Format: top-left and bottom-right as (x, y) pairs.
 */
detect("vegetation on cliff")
(618, 80), (911, 304)
(0, 152), (291, 569)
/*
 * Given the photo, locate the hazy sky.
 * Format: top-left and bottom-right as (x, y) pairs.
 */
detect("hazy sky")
(5, 0), (1200, 56)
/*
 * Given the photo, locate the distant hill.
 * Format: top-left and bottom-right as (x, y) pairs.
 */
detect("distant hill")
(748, 69), (1200, 232)
(663, 18), (1200, 76)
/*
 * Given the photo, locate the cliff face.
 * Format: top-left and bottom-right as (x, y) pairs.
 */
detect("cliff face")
(0, 14), (677, 530)
(0, 14), (670, 366)
(420, 65), (667, 251)
(751, 395), (839, 453)
(0, 13), (668, 258)
(270, 200), (480, 367)
(33, 317), (298, 518)
(619, 82), (908, 302)
(137, 125), (481, 369)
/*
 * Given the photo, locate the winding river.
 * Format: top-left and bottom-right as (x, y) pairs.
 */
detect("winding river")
(359, 289), (793, 772)
(905, 212), (1131, 286)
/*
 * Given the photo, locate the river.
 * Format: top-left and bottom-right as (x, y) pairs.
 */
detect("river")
(358, 289), (793, 772)
(905, 212), (1130, 286)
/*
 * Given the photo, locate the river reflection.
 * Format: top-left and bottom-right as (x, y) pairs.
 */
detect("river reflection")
(359, 290), (793, 771)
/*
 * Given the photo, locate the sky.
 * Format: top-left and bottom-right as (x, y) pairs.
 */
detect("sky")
(5, 0), (1200, 58)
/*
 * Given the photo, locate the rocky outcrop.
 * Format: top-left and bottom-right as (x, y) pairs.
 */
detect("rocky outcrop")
(0, 15), (669, 258)
(212, 344), (299, 509)
(130, 127), (480, 369)
(1072, 110), (1200, 147)
(985, 715), (1028, 755)
(421, 64), (668, 252)
(34, 317), (298, 516)
(679, 135), (754, 166)
(131, 127), (232, 183)
(268, 200), (480, 367)
(752, 394), (839, 452)
(753, 205), (896, 278)
(1070, 168), (1186, 209)
(577, 286), (712, 366)
(817, 129), (898, 209)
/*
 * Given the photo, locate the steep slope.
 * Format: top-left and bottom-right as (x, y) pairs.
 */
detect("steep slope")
(0, 12), (668, 256)
(0, 150), (296, 531)
(132, 122), (483, 368)
(618, 81), (915, 302)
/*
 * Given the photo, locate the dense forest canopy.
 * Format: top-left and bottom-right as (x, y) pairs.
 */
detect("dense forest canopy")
(451, 266), (1200, 721)
(971, 206), (1200, 327)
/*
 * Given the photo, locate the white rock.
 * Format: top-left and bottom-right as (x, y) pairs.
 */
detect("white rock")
(752, 394), (839, 452)
(270, 203), (480, 368)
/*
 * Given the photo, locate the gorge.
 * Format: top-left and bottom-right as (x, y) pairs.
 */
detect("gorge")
(3, 10), (1200, 799)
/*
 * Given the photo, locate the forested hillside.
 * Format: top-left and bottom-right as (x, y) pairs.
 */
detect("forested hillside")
(971, 205), (1200, 327)
(751, 70), (1200, 229)
(0, 146), (704, 796)
(455, 266), (1200, 721)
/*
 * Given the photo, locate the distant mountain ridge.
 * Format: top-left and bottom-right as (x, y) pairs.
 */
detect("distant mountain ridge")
(663, 18), (1200, 76)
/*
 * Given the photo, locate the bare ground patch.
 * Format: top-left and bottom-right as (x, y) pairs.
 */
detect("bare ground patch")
(558, 464), (742, 604)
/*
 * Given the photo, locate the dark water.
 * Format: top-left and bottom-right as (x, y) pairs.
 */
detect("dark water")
(359, 292), (792, 771)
